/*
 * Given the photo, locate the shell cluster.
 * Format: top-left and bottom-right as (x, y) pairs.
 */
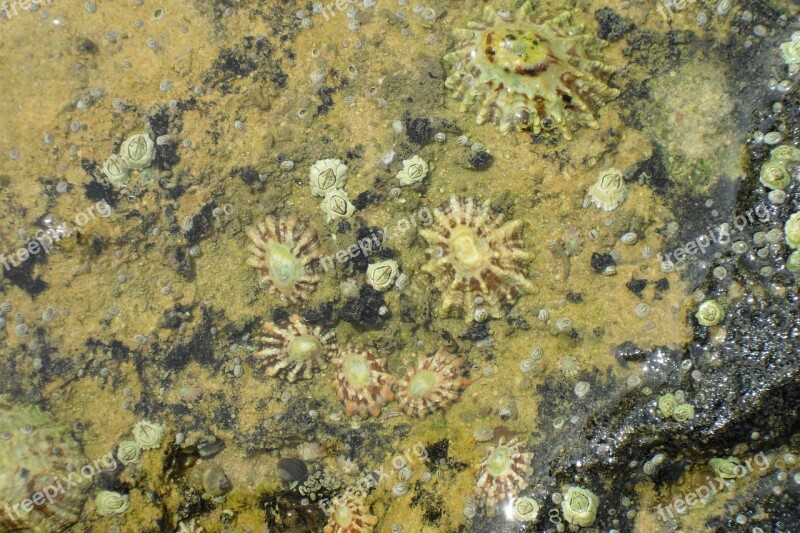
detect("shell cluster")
(323, 493), (378, 533)
(474, 437), (534, 515)
(396, 347), (473, 419)
(419, 195), (534, 322)
(246, 215), (322, 303)
(310, 158), (356, 222)
(102, 133), (157, 189)
(0, 396), (90, 532)
(444, 2), (619, 137)
(330, 345), (473, 419)
(255, 314), (336, 382)
(117, 420), (165, 466)
(759, 145), (800, 190)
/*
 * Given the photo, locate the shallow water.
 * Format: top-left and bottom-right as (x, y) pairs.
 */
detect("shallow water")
(1, 0), (799, 532)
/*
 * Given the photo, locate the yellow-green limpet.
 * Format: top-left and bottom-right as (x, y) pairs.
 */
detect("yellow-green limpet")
(785, 212), (800, 249)
(787, 250), (800, 272)
(672, 403), (694, 423)
(696, 300), (725, 326)
(759, 160), (791, 190)
(709, 456), (743, 479)
(657, 393), (678, 418)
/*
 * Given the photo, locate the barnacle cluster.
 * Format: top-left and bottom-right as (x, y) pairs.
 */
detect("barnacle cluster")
(323, 493), (378, 533)
(443, 2), (619, 137)
(331, 345), (396, 418)
(245, 215), (322, 303)
(102, 133), (157, 189)
(759, 145), (800, 190)
(255, 314), (336, 382)
(310, 158), (357, 222)
(419, 195), (534, 322)
(657, 392), (694, 422)
(396, 347), (473, 419)
(474, 437), (534, 515)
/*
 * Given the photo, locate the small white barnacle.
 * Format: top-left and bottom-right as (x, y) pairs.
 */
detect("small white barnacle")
(103, 154), (130, 188)
(309, 158), (348, 197)
(589, 168), (628, 212)
(396, 155), (429, 186)
(117, 440), (142, 465)
(95, 490), (130, 516)
(132, 420), (165, 450)
(320, 188), (355, 222)
(366, 260), (399, 291)
(120, 133), (155, 169)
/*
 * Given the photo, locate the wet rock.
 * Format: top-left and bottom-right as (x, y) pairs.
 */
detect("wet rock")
(468, 150), (493, 170)
(615, 341), (647, 368)
(404, 117), (434, 145)
(340, 285), (386, 327)
(626, 278), (647, 297)
(590, 252), (616, 273)
(595, 8), (634, 42)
